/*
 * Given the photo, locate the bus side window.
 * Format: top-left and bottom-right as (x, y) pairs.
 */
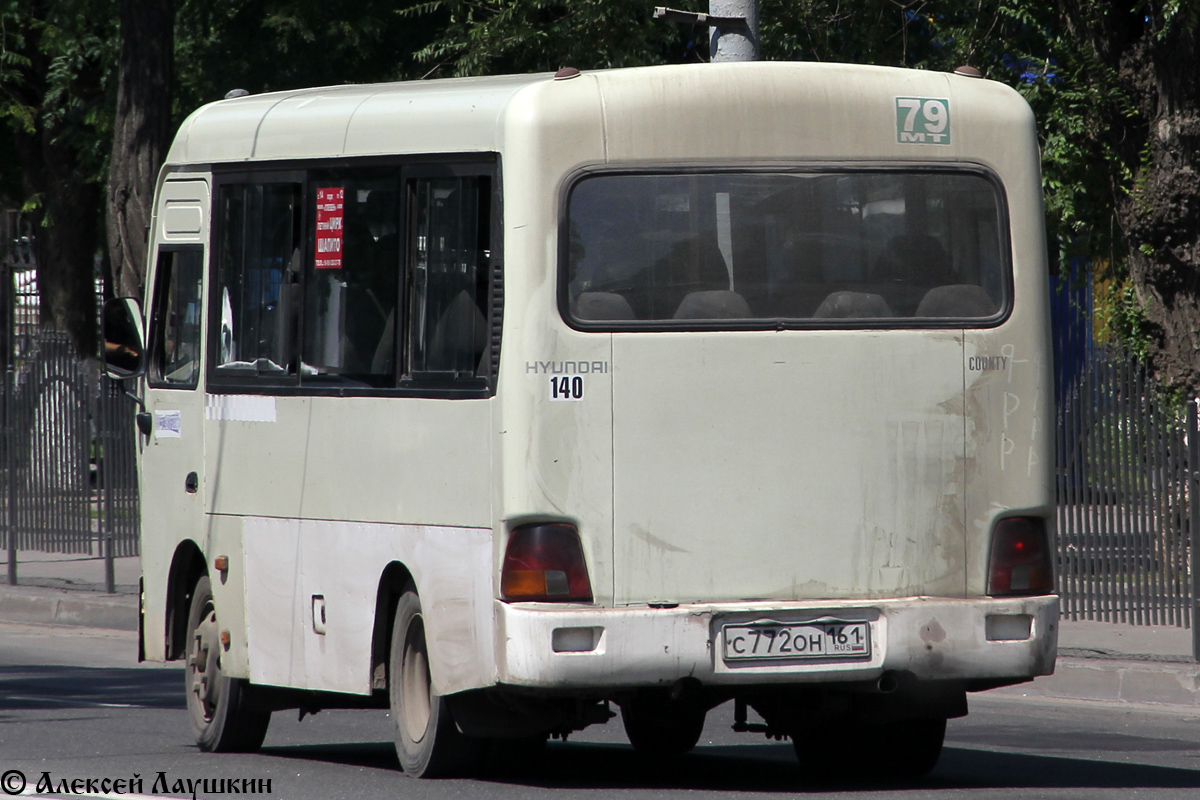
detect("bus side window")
(302, 176), (400, 387)
(407, 175), (491, 378)
(207, 161), (497, 393)
(148, 248), (204, 388)
(213, 182), (302, 377)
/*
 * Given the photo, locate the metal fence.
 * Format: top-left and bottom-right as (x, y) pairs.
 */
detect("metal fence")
(1055, 346), (1196, 628)
(0, 223), (140, 592)
(1052, 267), (1199, 634)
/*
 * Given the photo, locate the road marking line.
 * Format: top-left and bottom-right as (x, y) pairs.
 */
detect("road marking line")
(4, 695), (140, 709)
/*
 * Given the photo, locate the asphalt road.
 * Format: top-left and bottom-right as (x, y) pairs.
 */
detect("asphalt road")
(2, 621), (1200, 799)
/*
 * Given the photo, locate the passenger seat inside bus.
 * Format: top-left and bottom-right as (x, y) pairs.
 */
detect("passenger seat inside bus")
(574, 291), (637, 321)
(871, 234), (955, 316)
(812, 291), (893, 319)
(429, 290), (488, 373)
(915, 284), (998, 318)
(673, 289), (751, 319)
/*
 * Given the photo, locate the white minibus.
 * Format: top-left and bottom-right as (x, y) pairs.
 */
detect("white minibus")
(104, 60), (1057, 780)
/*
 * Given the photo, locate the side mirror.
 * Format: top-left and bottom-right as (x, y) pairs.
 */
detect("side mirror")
(102, 296), (146, 380)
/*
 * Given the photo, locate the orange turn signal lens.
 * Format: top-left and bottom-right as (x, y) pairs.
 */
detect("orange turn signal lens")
(501, 523), (592, 602)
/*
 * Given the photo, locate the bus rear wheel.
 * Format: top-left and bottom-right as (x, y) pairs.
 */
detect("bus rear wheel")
(389, 587), (483, 778)
(185, 575), (271, 752)
(620, 696), (706, 755)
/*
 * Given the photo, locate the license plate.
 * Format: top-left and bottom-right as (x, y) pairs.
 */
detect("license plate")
(722, 620), (871, 661)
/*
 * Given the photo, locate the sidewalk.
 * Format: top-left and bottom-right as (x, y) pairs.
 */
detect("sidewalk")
(0, 551), (139, 631)
(991, 617), (1200, 709)
(2, 554), (1200, 711)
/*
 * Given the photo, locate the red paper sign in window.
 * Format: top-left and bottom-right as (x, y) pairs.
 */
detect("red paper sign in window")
(315, 187), (344, 269)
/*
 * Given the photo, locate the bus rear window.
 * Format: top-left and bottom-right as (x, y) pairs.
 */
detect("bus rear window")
(563, 170), (1008, 327)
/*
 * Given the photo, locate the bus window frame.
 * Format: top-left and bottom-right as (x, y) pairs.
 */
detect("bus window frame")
(207, 169), (307, 393)
(203, 155), (503, 400)
(399, 162), (501, 395)
(147, 244), (206, 391)
(557, 161), (1015, 333)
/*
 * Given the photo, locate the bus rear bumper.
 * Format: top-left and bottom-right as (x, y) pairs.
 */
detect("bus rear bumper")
(494, 595), (1059, 689)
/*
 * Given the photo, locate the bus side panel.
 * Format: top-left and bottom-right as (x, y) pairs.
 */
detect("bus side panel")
(961, 104), (1055, 598)
(205, 392), (494, 690)
(242, 517), (495, 696)
(498, 327), (617, 604)
(497, 78), (614, 603)
(962, 319), (1054, 593)
(205, 397), (311, 519)
(297, 397), (491, 527)
(205, 514), (252, 678)
(138, 490), (178, 663)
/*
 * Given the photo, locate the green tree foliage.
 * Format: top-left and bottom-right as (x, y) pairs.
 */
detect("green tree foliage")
(398, 0), (703, 76)
(0, 0), (116, 183)
(0, 0), (117, 354)
(174, 0), (435, 109)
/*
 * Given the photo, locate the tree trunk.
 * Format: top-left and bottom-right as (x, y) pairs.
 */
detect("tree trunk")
(6, 1), (106, 358)
(34, 178), (101, 356)
(11, 130), (103, 358)
(1061, 3), (1200, 390)
(1116, 19), (1200, 391)
(106, 0), (174, 302)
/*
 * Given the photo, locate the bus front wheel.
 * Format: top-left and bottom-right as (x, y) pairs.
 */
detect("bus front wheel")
(185, 575), (271, 752)
(389, 587), (483, 777)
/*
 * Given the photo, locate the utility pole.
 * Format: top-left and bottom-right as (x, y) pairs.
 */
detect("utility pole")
(653, 2), (760, 62)
(709, 1), (759, 63)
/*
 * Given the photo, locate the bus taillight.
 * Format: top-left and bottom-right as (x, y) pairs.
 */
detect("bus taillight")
(501, 523), (593, 602)
(987, 517), (1053, 596)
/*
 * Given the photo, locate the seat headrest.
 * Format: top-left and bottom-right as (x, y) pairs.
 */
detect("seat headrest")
(812, 291), (894, 319)
(916, 285), (998, 318)
(574, 292), (636, 321)
(673, 290), (751, 320)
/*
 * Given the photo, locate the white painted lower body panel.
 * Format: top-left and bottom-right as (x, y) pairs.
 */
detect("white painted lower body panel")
(242, 517), (495, 696)
(495, 596), (1058, 689)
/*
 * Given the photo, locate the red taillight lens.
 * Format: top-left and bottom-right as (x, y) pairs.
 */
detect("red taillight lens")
(988, 517), (1053, 596)
(501, 523), (593, 602)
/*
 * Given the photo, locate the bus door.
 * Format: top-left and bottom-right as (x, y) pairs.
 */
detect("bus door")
(140, 181), (210, 658)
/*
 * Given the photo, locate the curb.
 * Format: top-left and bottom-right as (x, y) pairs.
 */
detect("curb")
(990, 651), (1200, 709)
(0, 584), (137, 631)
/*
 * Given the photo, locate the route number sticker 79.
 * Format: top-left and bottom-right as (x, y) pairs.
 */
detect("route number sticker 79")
(895, 97), (950, 145)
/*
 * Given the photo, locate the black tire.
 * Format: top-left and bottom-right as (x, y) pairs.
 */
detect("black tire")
(389, 588), (484, 778)
(621, 697), (706, 756)
(792, 717), (945, 782)
(185, 575), (271, 752)
(875, 717), (945, 779)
